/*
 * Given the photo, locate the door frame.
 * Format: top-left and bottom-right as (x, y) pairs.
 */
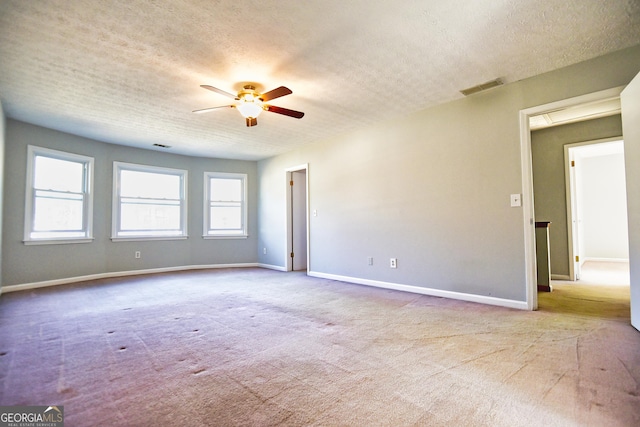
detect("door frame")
(519, 86), (625, 310)
(285, 164), (309, 272)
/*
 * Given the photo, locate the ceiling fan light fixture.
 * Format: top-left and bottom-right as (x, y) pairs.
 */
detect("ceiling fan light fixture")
(236, 101), (263, 118)
(236, 94), (264, 119)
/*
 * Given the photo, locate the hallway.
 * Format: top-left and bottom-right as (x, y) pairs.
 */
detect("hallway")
(540, 261), (631, 320)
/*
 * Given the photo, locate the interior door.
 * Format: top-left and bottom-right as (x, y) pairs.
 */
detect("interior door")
(621, 71), (640, 331)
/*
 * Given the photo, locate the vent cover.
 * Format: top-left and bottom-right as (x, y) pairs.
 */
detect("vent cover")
(460, 78), (503, 96)
(153, 143), (171, 149)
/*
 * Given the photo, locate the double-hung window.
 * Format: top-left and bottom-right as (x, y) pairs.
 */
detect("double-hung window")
(204, 172), (248, 238)
(24, 146), (94, 244)
(112, 162), (187, 240)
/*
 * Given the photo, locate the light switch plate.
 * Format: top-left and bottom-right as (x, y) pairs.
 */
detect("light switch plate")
(510, 194), (522, 207)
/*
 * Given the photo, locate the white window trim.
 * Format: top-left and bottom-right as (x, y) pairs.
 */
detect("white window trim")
(203, 172), (248, 239)
(112, 161), (188, 242)
(24, 145), (95, 245)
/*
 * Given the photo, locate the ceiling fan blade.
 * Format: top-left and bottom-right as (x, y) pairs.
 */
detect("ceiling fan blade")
(265, 105), (305, 119)
(246, 117), (258, 127)
(260, 86), (292, 102)
(200, 85), (239, 100)
(192, 105), (233, 114)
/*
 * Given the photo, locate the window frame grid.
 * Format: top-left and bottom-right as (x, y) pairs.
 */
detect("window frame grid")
(203, 172), (248, 239)
(24, 145), (94, 245)
(112, 161), (188, 241)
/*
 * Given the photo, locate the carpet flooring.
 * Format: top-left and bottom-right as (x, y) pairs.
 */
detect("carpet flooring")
(1, 266), (639, 426)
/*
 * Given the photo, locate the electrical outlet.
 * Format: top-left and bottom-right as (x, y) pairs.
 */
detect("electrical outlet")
(368, 257), (373, 266)
(135, 251), (141, 259)
(390, 258), (397, 269)
(263, 248), (267, 255)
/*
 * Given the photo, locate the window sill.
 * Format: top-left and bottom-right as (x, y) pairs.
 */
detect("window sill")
(24, 238), (94, 246)
(111, 236), (188, 242)
(202, 235), (248, 240)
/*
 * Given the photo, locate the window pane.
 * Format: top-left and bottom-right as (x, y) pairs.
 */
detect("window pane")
(210, 206), (242, 229)
(121, 170), (181, 199)
(25, 146), (93, 243)
(204, 173), (246, 237)
(113, 163), (187, 239)
(121, 203), (181, 231)
(33, 196), (83, 231)
(34, 156), (84, 192)
(210, 178), (241, 201)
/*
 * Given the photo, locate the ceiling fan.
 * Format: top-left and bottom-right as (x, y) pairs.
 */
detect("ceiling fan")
(193, 84), (305, 127)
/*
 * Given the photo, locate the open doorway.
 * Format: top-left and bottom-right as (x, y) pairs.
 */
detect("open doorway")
(519, 86), (625, 310)
(559, 139), (631, 300)
(285, 165), (309, 272)
(565, 139), (629, 282)
(520, 86), (624, 310)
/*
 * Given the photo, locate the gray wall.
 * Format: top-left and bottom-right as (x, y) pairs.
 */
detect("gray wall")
(258, 45), (640, 303)
(531, 115), (623, 277)
(2, 120), (258, 286)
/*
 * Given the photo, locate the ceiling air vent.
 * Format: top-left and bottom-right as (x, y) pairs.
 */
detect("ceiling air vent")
(460, 78), (503, 96)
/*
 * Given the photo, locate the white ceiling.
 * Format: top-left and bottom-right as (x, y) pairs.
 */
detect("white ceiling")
(1, 1), (639, 161)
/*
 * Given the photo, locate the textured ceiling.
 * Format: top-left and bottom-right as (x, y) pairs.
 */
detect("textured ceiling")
(1, 0), (639, 161)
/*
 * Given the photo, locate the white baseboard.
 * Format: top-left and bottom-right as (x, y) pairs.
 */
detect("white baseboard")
(2, 263), (260, 293)
(3, 265), (529, 311)
(307, 271), (529, 310)
(551, 274), (572, 281)
(582, 257), (629, 263)
(258, 263), (287, 272)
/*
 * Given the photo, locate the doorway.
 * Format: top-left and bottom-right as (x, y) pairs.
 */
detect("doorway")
(519, 86), (626, 310)
(565, 139), (629, 281)
(285, 165), (309, 272)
